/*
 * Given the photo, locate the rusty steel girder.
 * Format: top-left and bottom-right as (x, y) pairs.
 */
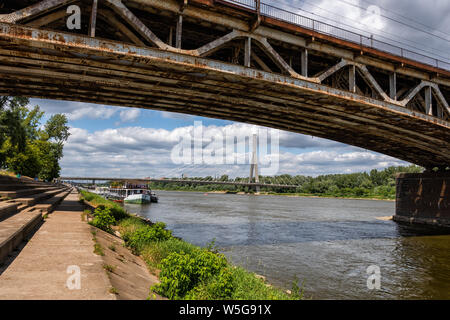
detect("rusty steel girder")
(0, 22), (448, 169)
(0, 0), (449, 168)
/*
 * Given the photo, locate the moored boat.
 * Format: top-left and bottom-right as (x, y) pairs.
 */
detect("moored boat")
(124, 192), (152, 204)
(93, 181), (158, 205)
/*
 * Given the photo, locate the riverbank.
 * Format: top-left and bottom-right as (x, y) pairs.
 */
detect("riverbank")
(263, 192), (396, 201)
(79, 190), (303, 300)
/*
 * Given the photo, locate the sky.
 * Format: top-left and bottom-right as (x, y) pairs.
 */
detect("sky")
(29, 0), (450, 179)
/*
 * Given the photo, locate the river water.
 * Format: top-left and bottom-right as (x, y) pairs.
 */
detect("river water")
(124, 191), (450, 299)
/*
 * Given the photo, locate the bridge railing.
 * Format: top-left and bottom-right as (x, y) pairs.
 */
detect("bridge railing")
(222, 0), (450, 71)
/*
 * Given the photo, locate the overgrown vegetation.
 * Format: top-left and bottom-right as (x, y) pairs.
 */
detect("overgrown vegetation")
(81, 190), (129, 233)
(121, 220), (172, 254)
(118, 217), (297, 300)
(89, 206), (116, 233)
(93, 243), (105, 256)
(0, 96), (70, 181)
(80, 190), (299, 300)
(80, 190), (128, 220)
(149, 165), (423, 200)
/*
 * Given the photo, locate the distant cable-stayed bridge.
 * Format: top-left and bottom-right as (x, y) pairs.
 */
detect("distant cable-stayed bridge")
(59, 177), (299, 189)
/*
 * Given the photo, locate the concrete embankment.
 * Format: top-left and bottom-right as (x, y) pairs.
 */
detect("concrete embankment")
(0, 190), (115, 299)
(0, 188), (160, 300)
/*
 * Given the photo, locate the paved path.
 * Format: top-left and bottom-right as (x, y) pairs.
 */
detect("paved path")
(0, 190), (115, 300)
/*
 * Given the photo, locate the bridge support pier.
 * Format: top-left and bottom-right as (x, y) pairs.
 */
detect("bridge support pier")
(394, 172), (450, 229)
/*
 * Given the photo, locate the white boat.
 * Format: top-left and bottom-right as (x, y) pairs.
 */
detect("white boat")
(102, 182), (158, 204)
(124, 191), (152, 204)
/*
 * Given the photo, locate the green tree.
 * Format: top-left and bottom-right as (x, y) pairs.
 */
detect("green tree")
(4, 140), (41, 178)
(0, 97), (28, 167)
(44, 114), (70, 144)
(1, 96), (70, 181)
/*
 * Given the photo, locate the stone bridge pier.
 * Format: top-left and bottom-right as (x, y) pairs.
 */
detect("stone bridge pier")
(394, 172), (450, 229)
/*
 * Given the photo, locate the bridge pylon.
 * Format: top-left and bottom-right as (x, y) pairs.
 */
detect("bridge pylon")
(249, 133), (260, 194)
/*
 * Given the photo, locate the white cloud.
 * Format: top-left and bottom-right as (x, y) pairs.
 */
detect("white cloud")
(30, 99), (118, 121)
(119, 108), (141, 123)
(68, 106), (117, 121)
(60, 123), (408, 178)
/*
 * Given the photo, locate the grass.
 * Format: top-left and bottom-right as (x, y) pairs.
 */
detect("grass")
(81, 209), (90, 222)
(91, 230), (104, 257)
(79, 190), (126, 213)
(109, 287), (119, 295)
(141, 238), (199, 271)
(93, 243), (104, 256)
(103, 264), (116, 273)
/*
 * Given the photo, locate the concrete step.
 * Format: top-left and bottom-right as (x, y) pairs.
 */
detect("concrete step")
(17, 204), (28, 212)
(0, 184), (53, 191)
(0, 175), (42, 185)
(0, 187), (60, 200)
(0, 203), (18, 220)
(34, 189), (71, 214)
(10, 188), (68, 206)
(0, 207), (43, 265)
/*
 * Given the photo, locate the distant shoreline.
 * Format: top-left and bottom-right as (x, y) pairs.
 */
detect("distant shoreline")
(152, 189), (395, 202)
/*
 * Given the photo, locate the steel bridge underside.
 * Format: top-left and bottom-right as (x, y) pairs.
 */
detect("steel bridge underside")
(0, 0), (449, 169)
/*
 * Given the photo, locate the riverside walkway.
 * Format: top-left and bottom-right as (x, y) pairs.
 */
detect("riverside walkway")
(0, 190), (115, 300)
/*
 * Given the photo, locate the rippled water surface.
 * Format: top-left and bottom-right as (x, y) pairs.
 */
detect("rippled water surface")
(125, 191), (450, 299)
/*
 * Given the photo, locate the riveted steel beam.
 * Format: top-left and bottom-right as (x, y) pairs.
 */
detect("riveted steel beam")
(89, 0), (98, 38)
(105, 0), (170, 50)
(424, 86), (433, 116)
(300, 48), (308, 77)
(25, 9), (67, 27)
(389, 72), (397, 100)
(196, 29), (241, 57)
(0, 22), (449, 167)
(129, 0), (450, 88)
(0, 0), (75, 24)
(176, 14), (183, 49)
(355, 64), (390, 102)
(97, 9), (145, 46)
(317, 59), (348, 83)
(256, 37), (300, 78)
(0, 22), (446, 128)
(244, 36), (251, 67)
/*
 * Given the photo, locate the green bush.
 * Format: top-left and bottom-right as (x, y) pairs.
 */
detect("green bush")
(141, 238), (199, 269)
(185, 267), (235, 300)
(109, 206), (128, 221)
(93, 204), (127, 221)
(124, 222), (172, 254)
(153, 249), (229, 299)
(89, 206), (116, 233)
